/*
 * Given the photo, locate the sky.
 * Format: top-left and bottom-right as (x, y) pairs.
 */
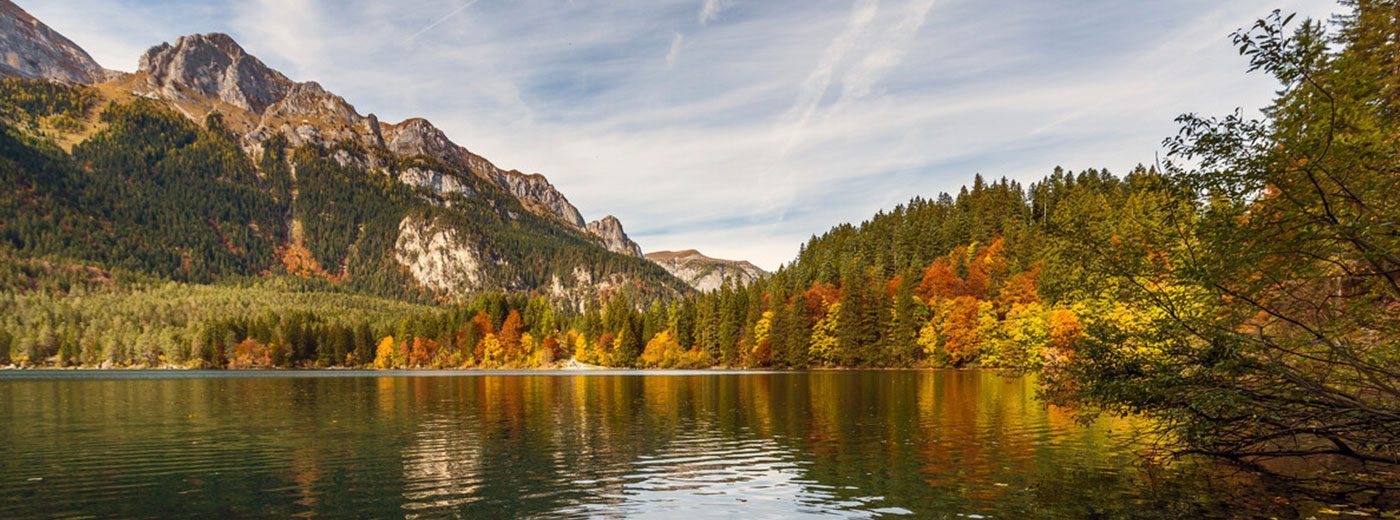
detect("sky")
(26, 0), (1343, 270)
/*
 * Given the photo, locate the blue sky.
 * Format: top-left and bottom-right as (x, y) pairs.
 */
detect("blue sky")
(28, 0), (1342, 270)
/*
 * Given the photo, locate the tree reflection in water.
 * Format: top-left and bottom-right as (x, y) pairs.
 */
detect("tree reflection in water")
(0, 370), (1265, 518)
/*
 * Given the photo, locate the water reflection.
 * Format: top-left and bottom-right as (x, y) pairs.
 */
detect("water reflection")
(0, 371), (1200, 518)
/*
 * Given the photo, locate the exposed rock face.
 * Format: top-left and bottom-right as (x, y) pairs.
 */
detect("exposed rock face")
(381, 118), (470, 168)
(139, 33), (292, 114)
(379, 119), (586, 228)
(260, 81), (383, 146)
(398, 167), (473, 197)
(394, 214), (483, 294)
(587, 216), (643, 258)
(490, 170), (586, 228)
(645, 249), (767, 292)
(0, 0), (105, 83)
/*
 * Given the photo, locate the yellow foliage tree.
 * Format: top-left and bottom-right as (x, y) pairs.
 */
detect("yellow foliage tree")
(520, 332), (539, 367)
(809, 302), (840, 366)
(749, 310), (774, 366)
(479, 334), (503, 368)
(642, 331), (683, 368)
(982, 302), (1048, 369)
(373, 336), (400, 369)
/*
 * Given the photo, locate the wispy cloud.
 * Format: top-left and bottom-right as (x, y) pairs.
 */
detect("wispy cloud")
(836, 0), (936, 104)
(775, 0), (878, 157)
(665, 32), (685, 68)
(698, 0), (732, 26)
(28, 0), (1343, 269)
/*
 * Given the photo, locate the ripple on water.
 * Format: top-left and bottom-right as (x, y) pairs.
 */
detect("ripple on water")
(549, 434), (902, 519)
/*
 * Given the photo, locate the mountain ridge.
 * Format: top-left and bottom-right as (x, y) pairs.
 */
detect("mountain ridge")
(644, 249), (766, 291)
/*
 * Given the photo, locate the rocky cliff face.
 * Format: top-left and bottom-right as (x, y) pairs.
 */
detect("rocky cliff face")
(394, 214), (484, 295)
(491, 170), (586, 228)
(645, 250), (767, 291)
(139, 33), (292, 114)
(0, 0), (105, 83)
(587, 216), (643, 258)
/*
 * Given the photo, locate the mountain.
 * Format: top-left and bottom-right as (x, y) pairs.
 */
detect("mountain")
(0, 0), (105, 84)
(645, 249), (766, 291)
(0, 22), (686, 302)
(135, 33), (590, 230)
(587, 216), (643, 257)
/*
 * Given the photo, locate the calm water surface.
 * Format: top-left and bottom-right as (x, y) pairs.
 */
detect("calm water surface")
(0, 370), (1193, 518)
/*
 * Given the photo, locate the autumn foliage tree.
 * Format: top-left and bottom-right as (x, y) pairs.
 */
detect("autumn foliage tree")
(1043, 5), (1399, 500)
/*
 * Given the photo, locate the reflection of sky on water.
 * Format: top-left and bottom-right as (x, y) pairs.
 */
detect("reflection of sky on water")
(563, 435), (910, 518)
(400, 415), (484, 512)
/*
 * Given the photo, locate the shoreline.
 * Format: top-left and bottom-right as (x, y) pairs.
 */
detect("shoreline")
(0, 365), (998, 380)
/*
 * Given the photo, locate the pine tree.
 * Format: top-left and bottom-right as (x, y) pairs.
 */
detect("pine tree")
(881, 272), (923, 366)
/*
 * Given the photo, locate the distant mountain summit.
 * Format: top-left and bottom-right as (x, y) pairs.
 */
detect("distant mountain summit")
(138, 32), (293, 114)
(0, 15), (681, 301)
(0, 0), (105, 83)
(645, 250), (767, 291)
(587, 216), (643, 257)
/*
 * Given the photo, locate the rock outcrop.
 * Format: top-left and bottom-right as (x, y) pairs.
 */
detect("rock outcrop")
(0, 0), (105, 83)
(394, 214), (484, 294)
(490, 170), (586, 228)
(587, 216), (643, 258)
(645, 249), (767, 291)
(139, 33), (292, 114)
(259, 81), (383, 147)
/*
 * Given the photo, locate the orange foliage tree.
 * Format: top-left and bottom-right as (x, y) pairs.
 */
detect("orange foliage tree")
(408, 337), (439, 368)
(498, 310), (523, 365)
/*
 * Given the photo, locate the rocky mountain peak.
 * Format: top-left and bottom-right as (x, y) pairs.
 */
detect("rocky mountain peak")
(587, 216), (643, 258)
(0, 0), (105, 83)
(379, 118), (587, 229)
(381, 117), (471, 169)
(645, 249), (767, 291)
(495, 170), (587, 228)
(139, 32), (292, 114)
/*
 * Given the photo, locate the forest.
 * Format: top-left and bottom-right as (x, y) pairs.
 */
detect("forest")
(0, 0), (1394, 504)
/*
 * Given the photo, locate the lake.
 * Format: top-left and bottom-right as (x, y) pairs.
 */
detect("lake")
(0, 370), (1221, 518)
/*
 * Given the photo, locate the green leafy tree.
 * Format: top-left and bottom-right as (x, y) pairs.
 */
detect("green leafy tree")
(1043, 5), (1400, 498)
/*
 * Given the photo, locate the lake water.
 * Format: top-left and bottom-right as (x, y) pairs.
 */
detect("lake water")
(0, 370), (1218, 518)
